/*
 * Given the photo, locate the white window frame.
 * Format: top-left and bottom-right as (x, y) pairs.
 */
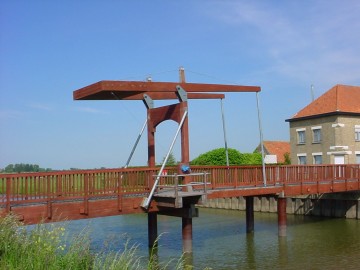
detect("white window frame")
(312, 152), (323, 164)
(355, 125), (360, 141)
(296, 128), (306, 144)
(311, 126), (322, 143)
(297, 153), (307, 165)
(356, 151), (360, 164)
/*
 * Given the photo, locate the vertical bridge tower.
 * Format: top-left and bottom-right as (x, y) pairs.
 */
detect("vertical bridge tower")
(73, 72), (261, 253)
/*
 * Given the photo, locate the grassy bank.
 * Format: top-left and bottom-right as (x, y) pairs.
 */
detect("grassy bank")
(0, 215), (186, 270)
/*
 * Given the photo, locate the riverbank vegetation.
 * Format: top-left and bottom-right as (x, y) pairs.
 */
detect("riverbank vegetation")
(0, 214), (187, 270)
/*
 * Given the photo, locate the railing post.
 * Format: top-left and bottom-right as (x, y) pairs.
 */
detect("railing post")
(117, 171), (122, 212)
(47, 175), (52, 219)
(203, 172), (208, 201)
(6, 177), (11, 213)
(174, 174), (179, 207)
(83, 173), (89, 215)
(233, 167), (238, 188)
(56, 175), (61, 197)
(212, 169), (216, 189)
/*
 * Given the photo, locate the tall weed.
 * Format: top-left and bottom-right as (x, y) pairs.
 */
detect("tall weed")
(0, 214), (188, 270)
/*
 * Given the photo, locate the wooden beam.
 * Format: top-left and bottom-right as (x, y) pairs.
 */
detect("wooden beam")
(73, 80), (260, 100)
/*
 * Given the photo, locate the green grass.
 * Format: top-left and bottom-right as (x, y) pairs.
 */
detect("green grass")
(0, 214), (190, 270)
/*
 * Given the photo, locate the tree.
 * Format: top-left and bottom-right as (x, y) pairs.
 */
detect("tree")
(4, 164), (14, 173)
(283, 152), (291, 165)
(161, 152), (177, 166)
(2, 163), (52, 173)
(190, 148), (262, 166)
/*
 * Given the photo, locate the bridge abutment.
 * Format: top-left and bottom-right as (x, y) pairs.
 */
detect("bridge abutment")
(201, 191), (360, 220)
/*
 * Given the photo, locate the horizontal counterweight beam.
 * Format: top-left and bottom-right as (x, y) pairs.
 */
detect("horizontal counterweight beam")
(73, 80), (260, 100)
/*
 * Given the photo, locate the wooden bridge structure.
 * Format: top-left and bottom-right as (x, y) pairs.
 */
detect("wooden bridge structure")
(1, 164), (359, 252)
(2, 72), (360, 253)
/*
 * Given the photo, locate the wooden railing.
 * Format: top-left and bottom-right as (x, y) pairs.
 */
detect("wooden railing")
(0, 168), (158, 209)
(1, 164), (360, 210)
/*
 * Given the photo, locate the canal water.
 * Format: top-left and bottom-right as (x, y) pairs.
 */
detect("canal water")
(64, 208), (360, 269)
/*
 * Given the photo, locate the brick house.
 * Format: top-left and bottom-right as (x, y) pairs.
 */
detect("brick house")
(254, 141), (290, 164)
(286, 84), (360, 165)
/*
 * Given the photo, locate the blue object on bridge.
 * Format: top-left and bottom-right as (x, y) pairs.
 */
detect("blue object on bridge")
(181, 164), (191, 173)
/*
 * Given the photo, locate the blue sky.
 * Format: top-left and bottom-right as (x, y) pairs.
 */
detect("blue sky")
(1, 1), (359, 170)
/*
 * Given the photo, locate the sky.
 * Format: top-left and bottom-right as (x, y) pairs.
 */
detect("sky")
(1, 0), (360, 170)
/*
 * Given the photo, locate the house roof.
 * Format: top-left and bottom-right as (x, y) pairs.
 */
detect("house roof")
(255, 141), (290, 163)
(287, 84), (360, 122)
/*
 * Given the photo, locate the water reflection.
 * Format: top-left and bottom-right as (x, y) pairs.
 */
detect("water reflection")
(278, 237), (288, 268)
(48, 208), (359, 269)
(245, 234), (256, 269)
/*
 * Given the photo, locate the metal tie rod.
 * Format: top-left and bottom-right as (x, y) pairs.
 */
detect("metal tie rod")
(124, 118), (147, 168)
(141, 110), (188, 209)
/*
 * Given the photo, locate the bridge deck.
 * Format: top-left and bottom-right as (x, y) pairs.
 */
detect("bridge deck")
(1, 164), (359, 224)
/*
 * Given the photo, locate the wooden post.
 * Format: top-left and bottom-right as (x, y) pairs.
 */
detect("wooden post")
(6, 177), (11, 213)
(84, 174), (89, 215)
(278, 196), (287, 237)
(182, 217), (193, 253)
(148, 212), (158, 248)
(246, 196), (254, 233)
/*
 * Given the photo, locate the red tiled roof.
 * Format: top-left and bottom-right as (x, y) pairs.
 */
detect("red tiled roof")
(257, 141), (290, 163)
(289, 84), (360, 120)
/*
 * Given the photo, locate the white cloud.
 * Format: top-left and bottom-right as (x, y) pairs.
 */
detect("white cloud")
(0, 110), (23, 120)
(73, 106), (108, 114)
(28, 102), (53, 111)
(207, 1), (360, 84)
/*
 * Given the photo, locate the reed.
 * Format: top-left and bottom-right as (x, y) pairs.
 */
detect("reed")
(0, 214), (188, 270)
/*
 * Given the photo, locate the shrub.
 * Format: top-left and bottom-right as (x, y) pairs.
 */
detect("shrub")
(191, 148), (262, 166)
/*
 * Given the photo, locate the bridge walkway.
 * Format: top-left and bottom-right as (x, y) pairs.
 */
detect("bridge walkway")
(1, 164), (359, 224)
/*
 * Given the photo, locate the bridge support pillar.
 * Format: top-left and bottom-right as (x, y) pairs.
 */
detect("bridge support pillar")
(246, 196), (254, 233)
(277, 196), (287, 237)
(148, 212), (158, 248)
(182, 217), (192, 253)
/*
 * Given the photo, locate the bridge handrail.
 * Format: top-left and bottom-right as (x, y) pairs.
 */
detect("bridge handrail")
(1, 164), (359, 209)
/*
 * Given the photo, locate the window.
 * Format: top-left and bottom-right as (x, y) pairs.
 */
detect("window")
(313, 155), (322, 164)
(297, 129), (306, 144)
(297, 154), (307, 165)
(356, 154), (360, 164)
(312, 126), (322, 143)
(355, 125), (360, 141)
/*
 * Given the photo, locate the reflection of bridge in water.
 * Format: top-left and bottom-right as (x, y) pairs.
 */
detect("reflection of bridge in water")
(1, 164), (359, 252)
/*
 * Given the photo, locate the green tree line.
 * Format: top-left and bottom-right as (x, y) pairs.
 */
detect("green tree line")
(1, 163), (52, 173)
